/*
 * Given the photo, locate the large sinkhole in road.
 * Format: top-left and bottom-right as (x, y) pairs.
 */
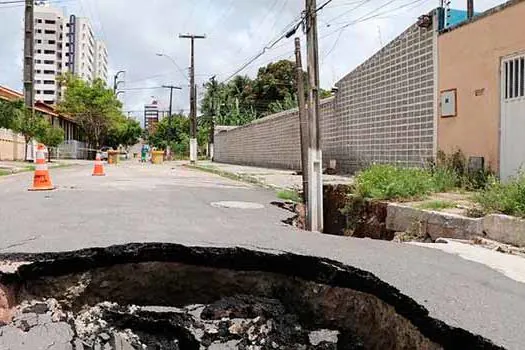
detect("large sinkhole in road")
(0, 244), (502, 349)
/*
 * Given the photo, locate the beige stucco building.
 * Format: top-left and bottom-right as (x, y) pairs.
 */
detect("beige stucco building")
(438, 0), (525, 177)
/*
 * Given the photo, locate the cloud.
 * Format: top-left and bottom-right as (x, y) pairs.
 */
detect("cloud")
(0, 0), (504, 121)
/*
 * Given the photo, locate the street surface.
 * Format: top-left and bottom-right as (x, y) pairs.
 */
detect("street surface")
(1, 161), (524, 349)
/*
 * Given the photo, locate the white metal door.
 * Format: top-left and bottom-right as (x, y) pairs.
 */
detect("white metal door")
(500, 54), (525, 180)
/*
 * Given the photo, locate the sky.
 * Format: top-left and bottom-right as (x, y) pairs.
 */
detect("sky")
(0, 0), (504, 122)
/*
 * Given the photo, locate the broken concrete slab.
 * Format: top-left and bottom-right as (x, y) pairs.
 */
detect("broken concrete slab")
(0, 243), (504, 349)
(483, 214), (525, 247)
(386, 203), (483, 240)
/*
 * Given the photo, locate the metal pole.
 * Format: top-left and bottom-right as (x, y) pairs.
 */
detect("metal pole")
(295, 37), (309, 213)
(305, 0), (323, 232)
(113, 70), (125, 93)
(467, 0), (474, 19)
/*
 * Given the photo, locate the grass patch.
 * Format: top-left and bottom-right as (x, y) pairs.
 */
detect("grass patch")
(277, 189), (301, 203)
(355, 165), (436, 201)
(415, 200), (457, 211)
(474, 173), (525, 217)
(0, 169), (11, 176)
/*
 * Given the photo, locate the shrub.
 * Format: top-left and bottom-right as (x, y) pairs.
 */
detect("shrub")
(474, 173), (525, 217)
(431, 167), (460, 192)
(355, 165), (435, 201)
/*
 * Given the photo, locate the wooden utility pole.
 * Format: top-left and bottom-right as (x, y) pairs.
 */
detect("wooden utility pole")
(294, 37), (309, 213)
(161, 85), (182, 147)
(208, 76), (217, 160)
(305, 0), (323, 232)
(179, 34), (206, 163)
(23, 0), (34, 112)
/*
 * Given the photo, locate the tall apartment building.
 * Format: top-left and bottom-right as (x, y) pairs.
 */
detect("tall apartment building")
(33, 4), (109, 105)
(33, 6), (67, 104)
(94, 40), (109, 81)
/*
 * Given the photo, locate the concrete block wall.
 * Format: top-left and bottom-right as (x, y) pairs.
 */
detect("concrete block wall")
(214, 98), (337, 170)
(214, 107), (302, 170)
(332, 22), (436, 173)
(0, 128), (25, 161)
(215, 18), (437, 174)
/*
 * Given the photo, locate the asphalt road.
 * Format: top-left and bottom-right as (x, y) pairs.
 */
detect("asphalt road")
(1, 161), (524, 349)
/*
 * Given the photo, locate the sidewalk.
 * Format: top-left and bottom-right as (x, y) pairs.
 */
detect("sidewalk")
(190, 161), (353, 190)
(0, 159), (89, 176)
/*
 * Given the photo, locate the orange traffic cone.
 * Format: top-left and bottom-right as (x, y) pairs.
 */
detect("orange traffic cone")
(92, 153), (105, 176)
(29, 144), (55, 191)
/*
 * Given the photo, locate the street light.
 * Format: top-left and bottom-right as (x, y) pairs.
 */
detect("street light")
(113, 70), (125, 93)
(155, 53), (189, 82)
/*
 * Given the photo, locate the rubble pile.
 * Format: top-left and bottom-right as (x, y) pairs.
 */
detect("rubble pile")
(1, 295), (356, 350)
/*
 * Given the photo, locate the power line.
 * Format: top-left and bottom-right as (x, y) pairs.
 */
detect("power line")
(219, 0), (335, 83)
(320, 0), (430, 62)
(0, 0), (74, 8)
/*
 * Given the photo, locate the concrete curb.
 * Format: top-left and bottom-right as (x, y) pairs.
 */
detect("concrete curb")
(483, 214), (525, 247)
(387, 203), (525, 247)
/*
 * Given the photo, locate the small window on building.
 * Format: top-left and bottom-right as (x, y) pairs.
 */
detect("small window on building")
(43, 90), (55, 95)
(44, 20), (56, 24)
(44, 80), (55, 85)
(44, 30), (56, 34)
(36, 19), (42, 23)
(35, 39), (42, 44)
(43, 70), (55, 74)
(43, 60), (54, 64)
(36, 90), (42, 94)
(48, 40), (56, 45)
(36, 29), (42, 33)
(44, 50), (55, 54)
(504, 57), (525, 100)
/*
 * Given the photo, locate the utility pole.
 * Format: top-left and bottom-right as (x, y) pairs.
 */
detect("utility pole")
(23, 0), (34, 113)
(23, 0), (34, 161)
(208, 76), (217, 160)
(305, 0), (323, 232)
(179, 33), (206, 164)
(113, 70), (125, 93)
(161, 85), (182, 157)
(294, 37), (309, 215)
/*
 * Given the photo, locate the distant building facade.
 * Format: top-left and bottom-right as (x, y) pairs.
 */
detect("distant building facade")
(33, 4), (109, 105)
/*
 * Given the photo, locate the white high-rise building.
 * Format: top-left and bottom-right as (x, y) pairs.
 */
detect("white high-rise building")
(33, 6), (67, 104)
(33, 5), (109, 105)
(94, 40), (108, 81)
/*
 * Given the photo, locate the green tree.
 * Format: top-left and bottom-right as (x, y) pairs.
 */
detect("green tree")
(0, 99), (23, 130)
(11, 107), (49, 161)
(106, 115), (142, 150)
(38, 125), (64, 162)
(148, 114), (191, 157)
(201, 59), (333, 126)
(58, 73), (122, 148)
